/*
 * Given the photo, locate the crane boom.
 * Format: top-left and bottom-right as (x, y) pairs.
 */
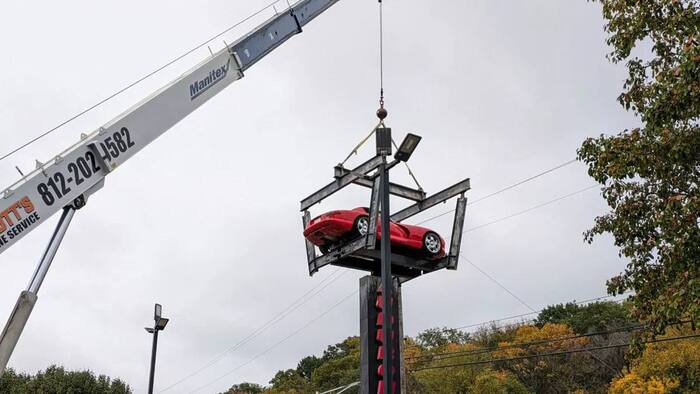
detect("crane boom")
(0, 0), (340, 256)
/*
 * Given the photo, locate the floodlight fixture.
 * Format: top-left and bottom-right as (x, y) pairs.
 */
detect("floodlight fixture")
(395, 133), (422, 162)
(156, 318), (169, 331)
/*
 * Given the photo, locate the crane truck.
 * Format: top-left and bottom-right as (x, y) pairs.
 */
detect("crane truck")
(0, 0), (341, 373)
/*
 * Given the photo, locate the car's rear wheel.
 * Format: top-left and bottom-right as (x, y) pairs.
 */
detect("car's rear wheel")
(354, 216), (369, 237)
(423, 232), (441, 255)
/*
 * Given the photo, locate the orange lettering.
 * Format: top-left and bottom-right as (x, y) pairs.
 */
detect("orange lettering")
(20, 197), (34, 214)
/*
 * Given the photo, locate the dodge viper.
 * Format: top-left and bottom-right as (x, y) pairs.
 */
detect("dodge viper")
(303, 207), (445, 259)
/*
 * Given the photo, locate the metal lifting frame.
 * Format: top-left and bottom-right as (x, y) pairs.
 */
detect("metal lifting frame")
(300, 153), (470, 282)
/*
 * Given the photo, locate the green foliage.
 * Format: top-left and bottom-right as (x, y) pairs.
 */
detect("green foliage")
(416, 327), (470, 349)
(0, 365), (132, 393)
(610, 324), (700, 393)
(221, 382), (264, 394)
(295, 356), (323, 381)
(535, 301), (632, 334)
(579, 0), (700, 337)
(265, 337), (360, 393)
(470, 370), (530, 394)
(268, 369), (311, 393)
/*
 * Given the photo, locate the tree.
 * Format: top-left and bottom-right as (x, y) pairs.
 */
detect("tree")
(268, 369), (311, 393)
(578, 0), (700, 337)
(609, 324), (700, 393)
(470, 370), (530, 394)
(310, 337), (360, 392)
(0, 365), (132, 393)
(296, 356), (323, 381)
(535, 301), (632, 334)
(496, 324), (593, 393)
(416, 327), (470, 349)
(221, 382), (264, 394)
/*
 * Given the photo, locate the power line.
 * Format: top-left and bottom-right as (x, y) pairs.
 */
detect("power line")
(416, 159), (579, 225)
(462, 185), (599, 233)
(190, 289), (359, 393)
(0, 0), (283, 164)
(452, 294), (623, 331)
(410, 334), (700, 372)
(407, 322), (656, 362)
(464, 257), (535, 312)
(159, 267), (346, 393)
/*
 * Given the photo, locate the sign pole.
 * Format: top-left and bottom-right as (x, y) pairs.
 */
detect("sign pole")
(376, 128), (394, 393)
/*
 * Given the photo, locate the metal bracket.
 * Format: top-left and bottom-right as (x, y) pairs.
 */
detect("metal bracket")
(302, 211), (317, 263)
(447, 195), (467, 270)
(365, 177), (381, 250)
(335, 165), (425, 202)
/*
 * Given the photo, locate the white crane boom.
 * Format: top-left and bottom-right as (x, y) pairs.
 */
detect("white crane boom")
(0, 0), (340, 256)
(0, 0), (341, 375)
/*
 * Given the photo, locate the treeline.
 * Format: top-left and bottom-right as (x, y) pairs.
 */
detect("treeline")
(0, 365), (132, 393)
(223, 301), (700, 393)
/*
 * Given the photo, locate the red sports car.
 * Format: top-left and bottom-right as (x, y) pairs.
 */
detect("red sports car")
(303, 207), (446, 259)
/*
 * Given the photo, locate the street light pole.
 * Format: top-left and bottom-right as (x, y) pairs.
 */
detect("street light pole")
(146, 303), (169, 394)
(376, 127), (393, 394)
(147, 328), (159, 394)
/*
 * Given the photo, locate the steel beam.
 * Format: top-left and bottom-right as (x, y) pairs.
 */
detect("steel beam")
(302, 211), (317, 264)
(366, 178), (381, 250)
(300, 156), (384, 211)
(447, 196), (467, 270)
(391, 179), (471, 223)
(236, 0), (341, 71)
(334, 166), (425, 202)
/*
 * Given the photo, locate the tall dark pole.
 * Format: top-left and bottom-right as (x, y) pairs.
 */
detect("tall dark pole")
(148, 328), (159, 394)
(146, 303), (168, 394)
(377, 127), (393, 394)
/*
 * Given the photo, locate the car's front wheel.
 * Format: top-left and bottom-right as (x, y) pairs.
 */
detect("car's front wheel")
(354, 216), (369, 237)
(423, 232), (441, 256)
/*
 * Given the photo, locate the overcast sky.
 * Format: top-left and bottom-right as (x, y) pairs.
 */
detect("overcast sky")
(0, 1), (637, 392)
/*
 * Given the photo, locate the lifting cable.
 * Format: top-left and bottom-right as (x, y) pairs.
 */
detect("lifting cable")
(340, 0), (423, 191)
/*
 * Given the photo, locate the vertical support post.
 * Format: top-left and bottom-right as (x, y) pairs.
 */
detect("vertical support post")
(360, 276), (380, 393)
(366, 177), (381, 250)
(0, 206), (76, 376)
(375, 127), (395, 393)
(302, 210), (317, 265)
(360, 275), (402, 394)
(447, 195), (467, 270)
(148, 329), (159, 394)
(380, 159), (394, 394)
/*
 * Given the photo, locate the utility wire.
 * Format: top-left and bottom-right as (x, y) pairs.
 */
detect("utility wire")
(0, 0), (284, 164)
(190, 289), (359, 393)
(410, 334), (700, 371)
(452, 294), (623, 331)
(415, 159), (579, 226)
(407, 321), (672, 362)
(462, 185), (600, 234)
(159, 268), (346, 393)
(464, 256), (535, 312)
